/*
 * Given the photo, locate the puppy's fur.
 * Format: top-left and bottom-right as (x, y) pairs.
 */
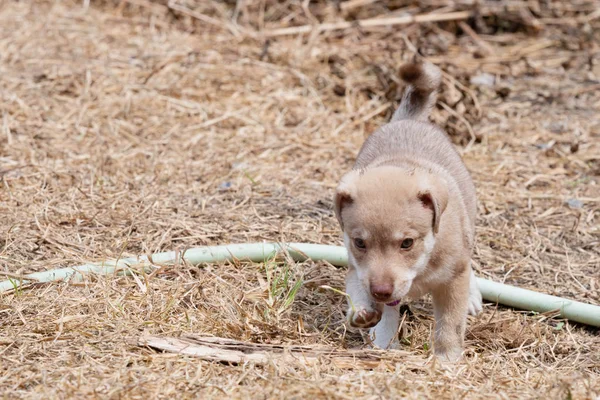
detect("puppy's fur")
(334, 60), (482, 361)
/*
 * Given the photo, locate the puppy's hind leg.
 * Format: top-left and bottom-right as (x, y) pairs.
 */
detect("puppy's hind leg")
(346, 265), (382, 329)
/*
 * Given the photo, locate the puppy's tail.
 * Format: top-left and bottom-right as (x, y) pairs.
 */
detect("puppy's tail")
(391, 61), (442, 122)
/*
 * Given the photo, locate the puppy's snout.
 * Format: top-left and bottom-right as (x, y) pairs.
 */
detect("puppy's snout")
(370, 282), (393, 301)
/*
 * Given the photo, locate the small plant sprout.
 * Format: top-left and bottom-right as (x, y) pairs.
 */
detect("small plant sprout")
(319, 285), (355, 313)
(263, 259), (303, 315)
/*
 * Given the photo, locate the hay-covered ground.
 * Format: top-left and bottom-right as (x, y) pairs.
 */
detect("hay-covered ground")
(0, 0), (599, 398)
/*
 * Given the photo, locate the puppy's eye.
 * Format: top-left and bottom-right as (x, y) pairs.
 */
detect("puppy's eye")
(400, 238), (414, 249)
(354, 238), (366, 250)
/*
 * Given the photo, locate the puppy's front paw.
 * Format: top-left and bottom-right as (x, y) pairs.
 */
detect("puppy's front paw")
(348, 307), (382, 329)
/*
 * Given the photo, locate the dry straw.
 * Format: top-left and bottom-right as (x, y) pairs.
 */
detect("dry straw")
(0, 0), (598, 398)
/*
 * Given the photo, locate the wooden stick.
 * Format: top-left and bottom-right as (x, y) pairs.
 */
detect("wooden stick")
(263, 10), (474, 37)
(139, 335), (418, 369)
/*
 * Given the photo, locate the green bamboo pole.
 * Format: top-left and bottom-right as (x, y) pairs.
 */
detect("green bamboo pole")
(1, 243), (598, 326)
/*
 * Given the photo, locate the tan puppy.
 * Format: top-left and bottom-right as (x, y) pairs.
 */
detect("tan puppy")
(334, 60), (482, 361)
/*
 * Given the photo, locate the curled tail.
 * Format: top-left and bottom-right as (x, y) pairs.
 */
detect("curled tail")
(391, 61), (442, 122)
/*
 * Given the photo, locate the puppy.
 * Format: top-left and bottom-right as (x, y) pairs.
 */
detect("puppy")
(334, 60), (482, 361)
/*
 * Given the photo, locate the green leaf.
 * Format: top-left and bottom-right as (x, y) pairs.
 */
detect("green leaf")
(554, 322), (565, 330)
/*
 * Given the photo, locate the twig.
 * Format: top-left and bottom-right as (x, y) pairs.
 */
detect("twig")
(143, 55), (186, 84)
(565, 83), (600, 96)
(540, 8), (600, 25)
(458, 21), (494, 56)
(263, 11), (474, 37)
(0, 165), (32, 178)
(167, 1), (243, 37)
(139, 335), (414, 368)
(564, 247), (590, 294)
(122, 0), (168, 13)
(583, 7), (600, 23)
(340, 0), (380, 12)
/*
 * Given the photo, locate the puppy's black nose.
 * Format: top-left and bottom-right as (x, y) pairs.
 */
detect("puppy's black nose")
(370, 283), (393, 301)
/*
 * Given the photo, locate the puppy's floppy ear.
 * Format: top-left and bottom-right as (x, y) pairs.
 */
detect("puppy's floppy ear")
(417, 178), (448, 234)
(334, 170), (360, 230)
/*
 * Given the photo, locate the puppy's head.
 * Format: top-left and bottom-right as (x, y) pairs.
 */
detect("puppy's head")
(334, 166), (448, 303)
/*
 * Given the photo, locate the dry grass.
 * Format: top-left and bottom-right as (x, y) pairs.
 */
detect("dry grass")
(0, 0), (599, 398)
